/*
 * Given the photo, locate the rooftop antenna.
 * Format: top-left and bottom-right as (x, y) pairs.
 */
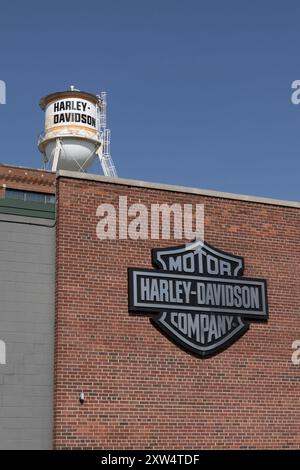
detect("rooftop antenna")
(96, 92), (118, 178)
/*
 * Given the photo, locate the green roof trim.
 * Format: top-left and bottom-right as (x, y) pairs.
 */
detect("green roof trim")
(0, 198), (55, 219)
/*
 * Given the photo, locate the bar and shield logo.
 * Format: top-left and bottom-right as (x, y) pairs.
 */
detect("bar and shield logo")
(128, 240), (268, 357)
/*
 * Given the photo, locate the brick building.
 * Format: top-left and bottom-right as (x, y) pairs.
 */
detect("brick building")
(0, 163), (299, 449)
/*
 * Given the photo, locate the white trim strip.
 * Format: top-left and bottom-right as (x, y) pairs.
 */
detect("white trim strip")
(57, 170), (300, 209)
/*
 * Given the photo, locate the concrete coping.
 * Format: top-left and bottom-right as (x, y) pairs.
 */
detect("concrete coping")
(57, 170), (300, 209)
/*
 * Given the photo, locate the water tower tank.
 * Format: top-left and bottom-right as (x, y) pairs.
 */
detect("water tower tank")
(38, 89), (102, 172)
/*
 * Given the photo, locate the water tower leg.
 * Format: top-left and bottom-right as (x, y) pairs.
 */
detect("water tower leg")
(52, 138), (62, 172)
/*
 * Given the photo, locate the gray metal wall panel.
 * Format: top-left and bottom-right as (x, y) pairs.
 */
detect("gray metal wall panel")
(0, 214), (54, 449)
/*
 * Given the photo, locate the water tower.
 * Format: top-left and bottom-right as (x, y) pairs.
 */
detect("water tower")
(38, 87), (118, 177)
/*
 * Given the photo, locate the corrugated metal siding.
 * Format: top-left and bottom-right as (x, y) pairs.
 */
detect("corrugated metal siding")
(0, 213), (55, 449)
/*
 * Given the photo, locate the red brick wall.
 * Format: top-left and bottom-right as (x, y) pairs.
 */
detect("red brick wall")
(54, 175), (300, 449)
(0, 165), (55, 194)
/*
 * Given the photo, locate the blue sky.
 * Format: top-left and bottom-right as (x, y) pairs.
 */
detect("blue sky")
(0, 0), (300, 200)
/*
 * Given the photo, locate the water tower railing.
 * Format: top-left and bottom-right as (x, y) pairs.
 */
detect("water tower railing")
(38, 128), (101, 143)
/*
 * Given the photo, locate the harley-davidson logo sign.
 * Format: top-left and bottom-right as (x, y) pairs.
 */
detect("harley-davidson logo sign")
(128, 240), (268, 357)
